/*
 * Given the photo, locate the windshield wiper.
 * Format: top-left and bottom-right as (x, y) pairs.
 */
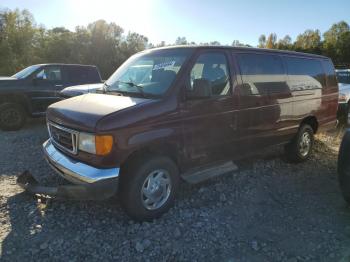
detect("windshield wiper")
(118, 81), (146, 97)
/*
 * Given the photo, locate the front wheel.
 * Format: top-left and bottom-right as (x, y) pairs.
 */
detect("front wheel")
(0, 103), (26, 131)
(119, 155), (179, 221)
(285, 124), (314, 163)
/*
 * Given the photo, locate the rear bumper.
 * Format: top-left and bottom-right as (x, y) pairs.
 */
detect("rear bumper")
(17, 139), (120, 200)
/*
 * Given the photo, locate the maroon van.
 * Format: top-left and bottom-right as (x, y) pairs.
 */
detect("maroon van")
(18, 46), (338, 221)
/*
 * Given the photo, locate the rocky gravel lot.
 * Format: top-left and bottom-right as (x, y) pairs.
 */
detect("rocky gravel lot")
(1, 119), (350, 261)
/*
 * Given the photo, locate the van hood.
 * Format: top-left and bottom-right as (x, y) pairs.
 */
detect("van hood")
(47, 93), (153, 131)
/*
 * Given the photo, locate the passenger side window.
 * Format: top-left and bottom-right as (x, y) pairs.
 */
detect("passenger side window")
(187, 53), (231, 97)
(236, 53), (287, 96)
(285, 57), (326, 89)
(36, 67), (62, 81)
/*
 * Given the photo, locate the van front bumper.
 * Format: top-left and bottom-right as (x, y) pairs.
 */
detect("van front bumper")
(17, 139), (120, 200)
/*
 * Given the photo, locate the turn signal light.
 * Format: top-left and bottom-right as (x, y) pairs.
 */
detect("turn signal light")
(95, 135), (114, 156)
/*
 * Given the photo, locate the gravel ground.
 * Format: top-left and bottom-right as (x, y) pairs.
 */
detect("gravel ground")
(1, 119), (350, 261)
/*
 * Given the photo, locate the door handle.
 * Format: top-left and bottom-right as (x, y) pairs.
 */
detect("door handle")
(55, 84), (63, 87)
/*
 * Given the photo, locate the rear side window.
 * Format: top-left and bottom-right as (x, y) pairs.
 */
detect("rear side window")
(68, 66), (100, 84)
(285, 57), (326, 89)
(322, 60), (338, 87)
(236, 53), (286, 96)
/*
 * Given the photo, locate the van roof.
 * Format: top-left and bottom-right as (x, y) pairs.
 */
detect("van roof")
(148, 45), (329, 59)
(33, 63), (97, 68)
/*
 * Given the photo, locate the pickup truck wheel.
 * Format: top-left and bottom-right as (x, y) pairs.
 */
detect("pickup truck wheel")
(338, 130), (350, 204)
(0, 103), (26, 131)
(285, 124), (314, 163)
(120, 156), (179, 221)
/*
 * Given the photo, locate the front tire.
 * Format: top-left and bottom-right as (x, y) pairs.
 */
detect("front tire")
(0, 103), (26, 131)
(119, 155), (179, 221)
(285, 124), (314, 163)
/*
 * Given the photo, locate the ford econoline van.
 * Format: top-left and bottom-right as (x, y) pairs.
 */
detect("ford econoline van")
(18, 46), (338, 221)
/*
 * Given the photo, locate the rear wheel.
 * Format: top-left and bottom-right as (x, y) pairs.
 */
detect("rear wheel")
(0, 103), (26, 131)
(285, 124), (314, 163)
(119, 155), (179, 221)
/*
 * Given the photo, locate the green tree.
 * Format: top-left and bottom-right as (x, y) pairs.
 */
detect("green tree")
(265, 33), (277, 49)
(323, 21), (350, 64)
(294, 29), (321, 53)
(276, 35), (292, 50)
(258, 34), (266, 48)
(0, 8), (38, 75)
(175, 36), (188, 45)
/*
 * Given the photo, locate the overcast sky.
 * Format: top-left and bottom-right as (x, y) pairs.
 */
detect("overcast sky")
(1, 0), (350, 46)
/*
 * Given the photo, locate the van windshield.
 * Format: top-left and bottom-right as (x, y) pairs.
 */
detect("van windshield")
(336, 71), (350, 84)
(105, 49), (193, 97)
(12, 65), (41, 79)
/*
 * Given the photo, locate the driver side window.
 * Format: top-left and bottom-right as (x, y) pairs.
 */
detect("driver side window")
(187, 52), (231, 97)
(36, 67), (62, 81)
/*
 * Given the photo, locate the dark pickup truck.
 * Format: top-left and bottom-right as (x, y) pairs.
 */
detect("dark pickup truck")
(18, 46), (338, 221)
(0, 64), (102, 130)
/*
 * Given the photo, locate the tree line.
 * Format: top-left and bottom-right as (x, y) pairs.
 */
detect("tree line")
(1, 8), (349, 79)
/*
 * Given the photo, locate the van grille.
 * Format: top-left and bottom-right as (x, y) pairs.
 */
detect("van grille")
(48, 122), (79, 154)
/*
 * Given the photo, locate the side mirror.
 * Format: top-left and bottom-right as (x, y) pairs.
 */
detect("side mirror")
(187, 79), (212, 99)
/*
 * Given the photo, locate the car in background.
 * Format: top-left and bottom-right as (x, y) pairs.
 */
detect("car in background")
(0, 64), (102, 131)
(336, 69), (350, 124)
(59, 83), (104, 98)
(59, 64), (153, 98)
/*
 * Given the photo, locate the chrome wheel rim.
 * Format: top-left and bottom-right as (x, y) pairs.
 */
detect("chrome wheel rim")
(299, 132), (311, 157)
(141, 169), (171, 210)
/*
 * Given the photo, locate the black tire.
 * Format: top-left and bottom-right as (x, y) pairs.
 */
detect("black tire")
(338, 130), (350, 204)
(285, 124), (314, 163)
(119, 155), (179, 221)
(0, 102), (26, 131)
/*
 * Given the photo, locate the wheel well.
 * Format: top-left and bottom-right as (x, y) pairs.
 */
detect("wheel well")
(301, 116), (318, 134)
(120, 143), (180, 174)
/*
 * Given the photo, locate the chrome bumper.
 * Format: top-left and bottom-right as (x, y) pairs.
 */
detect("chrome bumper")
(43, 139), (120, 185)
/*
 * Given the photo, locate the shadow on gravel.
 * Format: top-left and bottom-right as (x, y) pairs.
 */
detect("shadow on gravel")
(1, 190), (128, 261)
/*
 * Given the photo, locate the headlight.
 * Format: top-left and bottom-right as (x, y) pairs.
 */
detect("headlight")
(78, 133), (114, 156)
(339, 93), (347, 102)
